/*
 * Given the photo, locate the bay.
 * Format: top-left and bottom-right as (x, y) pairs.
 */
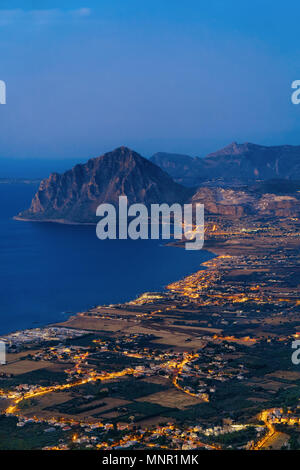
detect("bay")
(0, 183), (213, 334)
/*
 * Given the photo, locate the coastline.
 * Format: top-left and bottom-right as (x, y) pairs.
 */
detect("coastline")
(4, 214), (300, 340)
(1, 214), (299, 451)
(2, 214), (297, 342)
(0, 242), (215, 339)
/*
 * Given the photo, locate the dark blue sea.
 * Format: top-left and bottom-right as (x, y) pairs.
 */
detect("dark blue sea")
(0, 183), (214, 335)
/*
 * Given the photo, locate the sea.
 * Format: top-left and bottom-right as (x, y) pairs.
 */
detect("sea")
(0, 183), (214, 335)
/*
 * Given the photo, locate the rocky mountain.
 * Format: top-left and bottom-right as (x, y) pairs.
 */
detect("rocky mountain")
(190, 181), (300, 218)
(17, 147), (190, 224)
(203, 142), (300, 180)
(16, 146), (300, 224)
(150, 152), (202, 186)
(151, 142), (300, 186)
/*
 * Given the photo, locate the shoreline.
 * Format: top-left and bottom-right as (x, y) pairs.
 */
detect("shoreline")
(1, 214), (299, 450)
(6, 214), (299, 339)
(0, 243), (216, 339)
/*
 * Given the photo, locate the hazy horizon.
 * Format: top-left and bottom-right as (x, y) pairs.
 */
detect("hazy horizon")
(2, 137), (300, 179)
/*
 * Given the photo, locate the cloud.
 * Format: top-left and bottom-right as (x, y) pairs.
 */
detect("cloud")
(75, 8), (91, 17)
(0, 8), (91, 25)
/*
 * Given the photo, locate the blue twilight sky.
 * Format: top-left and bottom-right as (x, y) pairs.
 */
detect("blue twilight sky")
(0, 0), (300, 164)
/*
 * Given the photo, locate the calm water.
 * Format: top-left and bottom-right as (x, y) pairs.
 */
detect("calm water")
(0, 184), (213, 334)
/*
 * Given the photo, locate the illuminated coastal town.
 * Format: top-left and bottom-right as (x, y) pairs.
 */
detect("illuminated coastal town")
(0, 213), (299, 450)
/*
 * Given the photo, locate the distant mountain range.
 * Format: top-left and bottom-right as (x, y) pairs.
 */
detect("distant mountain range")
(16, 145), (300, 224)
(151, 142), (300, 186)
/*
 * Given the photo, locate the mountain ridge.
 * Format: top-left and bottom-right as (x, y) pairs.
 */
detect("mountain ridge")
(16, 145), (300, 224)
(150, 142), (300, 186)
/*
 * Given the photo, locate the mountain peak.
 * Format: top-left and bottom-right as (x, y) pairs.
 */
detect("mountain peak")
(151, 142), (300, 186)
(17, 148), (190, 224)
(107, 146), (135, 156)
